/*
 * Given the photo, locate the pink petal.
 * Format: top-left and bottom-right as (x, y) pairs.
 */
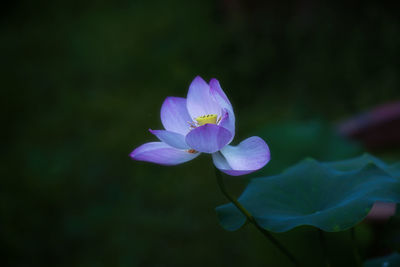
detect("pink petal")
(161, 97), (192, 135)
(366, 202), (397, 221)
(186, 76), (222, 120)
(209, 78), (233, 113)
(130, 142), (199, 165)
(185, 124), (232, 153)
(210, 78), (235, 140)
(218, 110), (235, 141)
(212, 136), (270, 176)
(149, 129), (189, 149)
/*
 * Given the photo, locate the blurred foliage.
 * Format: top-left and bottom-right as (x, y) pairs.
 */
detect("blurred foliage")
(364, 253), (400, 267)
(2, 0), (400, 266)
(256, 120), (362, 176)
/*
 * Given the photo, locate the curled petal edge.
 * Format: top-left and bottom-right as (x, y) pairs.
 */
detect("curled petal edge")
(212, 136), (270, 176)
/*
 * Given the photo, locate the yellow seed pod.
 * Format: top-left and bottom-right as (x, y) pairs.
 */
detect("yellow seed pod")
(195, 114), (218, 126)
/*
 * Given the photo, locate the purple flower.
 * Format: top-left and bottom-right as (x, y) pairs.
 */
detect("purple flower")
(130, 76), (270, 176)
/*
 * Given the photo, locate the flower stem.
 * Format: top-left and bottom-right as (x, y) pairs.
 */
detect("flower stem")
(318, 229), (331, 267)
(351, 227), (362, 267)
(214, 168), (300, 267)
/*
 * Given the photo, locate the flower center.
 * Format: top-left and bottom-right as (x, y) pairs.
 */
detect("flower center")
(195, 114), (218, 126)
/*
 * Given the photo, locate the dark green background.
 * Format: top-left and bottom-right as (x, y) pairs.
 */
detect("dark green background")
(2, 1), (399, 266)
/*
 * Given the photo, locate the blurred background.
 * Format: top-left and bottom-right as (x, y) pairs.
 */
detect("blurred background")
(2, 0), (400, 266)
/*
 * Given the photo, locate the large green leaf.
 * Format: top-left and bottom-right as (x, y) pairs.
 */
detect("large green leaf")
(216, 154), (400, 232)
(363, 253), (400, 267)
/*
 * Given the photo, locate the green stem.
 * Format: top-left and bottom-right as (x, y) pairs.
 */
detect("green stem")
(351, 227), (362, 267)
(318, 229), (331, 267)
(214, 168), (300, 267)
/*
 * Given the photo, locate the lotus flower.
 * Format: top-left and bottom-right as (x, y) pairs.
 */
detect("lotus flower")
(130, 76), (270, 176)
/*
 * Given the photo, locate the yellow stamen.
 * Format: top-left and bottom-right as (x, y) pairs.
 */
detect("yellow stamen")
(195, 114), (218, 126)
